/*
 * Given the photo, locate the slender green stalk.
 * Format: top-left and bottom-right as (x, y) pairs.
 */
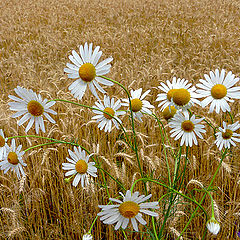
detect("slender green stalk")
(88, 215), (98, 233)
(99, 75), (147, 194)
(122, 229), (128, 239)
(152, 216), (159, 240)
(227, 111), (234, 124)
(130, 178), (207, 217)
(24, 141), (60, 152)
(177, 149), (228, 240)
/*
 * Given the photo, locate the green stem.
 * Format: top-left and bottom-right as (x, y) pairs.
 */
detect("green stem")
(130, 178), (207, 217)
(24, 141), (60, 152)
(176, 149), (228, 240)
(152, 216), (159, 240)
(99, 75), (147, 194)
(227, 111), (234, 124)
(88, 215), (98, 233)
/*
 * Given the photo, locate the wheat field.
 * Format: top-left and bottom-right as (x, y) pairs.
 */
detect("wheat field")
(1, 0), (240, 239)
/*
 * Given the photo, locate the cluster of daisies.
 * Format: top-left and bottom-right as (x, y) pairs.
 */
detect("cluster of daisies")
(1, 42), (240, 236)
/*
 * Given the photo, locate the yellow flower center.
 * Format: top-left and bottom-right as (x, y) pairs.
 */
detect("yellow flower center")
(162, 106), (177, 120)
(222, 129), (233, 139)
(0, 136), (5, 147)
(75, 160), (88, 174)
(79, 63), (96, 82)
(130, 99), (143, 112)
(211, 84), (227, 99)
(181, 120), (195, 132)
(27, 100), (44, 116)
(119, 201), (140, 218)
(103, 107), (115, 120)
(172, 88), (191, 106)
(167, 89), (177, 101)
(7, 152), (19, 165)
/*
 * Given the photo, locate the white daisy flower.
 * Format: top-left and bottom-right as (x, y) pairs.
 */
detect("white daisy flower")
(98, 190), (159, 232)
(62, 146), (97, 187)
(196, 69), (240, 113)
(215, 121), (240, 150)
(0, 139), (26, 179)
(156, 77), (192, 110)
(82, 234), (93, 240)
(122, 88), (154, 121)
(92, 95), (125, 132)
(64, 42), (114, 100)
(169, 111), (206, 147)
(0, 129), (8, 160)
(8, 86), (57, 134)
(206, 218), (220, 235)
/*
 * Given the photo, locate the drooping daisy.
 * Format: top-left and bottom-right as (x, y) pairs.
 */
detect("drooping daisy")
(8, 86), (56, 134)
(64, 42), (114, 100)
(169, 111), (206, 147)
(98, 190), (159, 231)
(215, 121), (240, 150)
(162, 106), (177, 121)
(156, 77), (192, 110)
(92, 95), (125, 132)
(62, 146), (97, 187)
(196, 69), (240, 113)
(82, 234), (93, 240)
(0, 129), (8, 160)
(0, 139), (26, 179)
(122, 88), (154, 121)
(206, 218), (220, 235)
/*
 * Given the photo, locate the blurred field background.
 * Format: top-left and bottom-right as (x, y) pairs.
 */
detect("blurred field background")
(1, 0), (240, 239)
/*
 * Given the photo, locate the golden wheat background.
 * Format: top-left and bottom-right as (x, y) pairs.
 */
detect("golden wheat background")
(1, 0), (240, 239)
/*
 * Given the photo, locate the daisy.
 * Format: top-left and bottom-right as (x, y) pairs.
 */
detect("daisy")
(92, 95), (125, 132)
(156, 77), (192, 110)
(215, 121), (240, 150)
(0, 129), (8, 160)
(162, 106), (177, 121)
(0, 139), (26, 179)
(64, 42), (114, 100)
(62, 146), (97, 187)
(169, 111), (206, 147)
(122, 88), (154, 121)
(8, 86), (56, 134)
(98, 190), (159, 232)
(206, 218), (220, 235)
(82, 234), (93, 240)
(196, 69), (240, 113)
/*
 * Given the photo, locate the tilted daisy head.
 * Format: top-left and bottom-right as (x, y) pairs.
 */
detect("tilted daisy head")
(82, 233), (93, 240)
(8, 86), (56, 134)
(62, 146), (97, 187)
(162, 106), (177, 121)
(92, 95), (125, 132)
(0, 139), (26, 179)
(122, 88), (154, 122)
(169, 111), (206, 147)
(156, 77), (194, 110)
(206, 218), (220, 235)
(215, 121), (240, 151)
(0, 129), (8, 160)
(98, 190), (159, 232)
(196, 69), (240, 113)
(64, 42), (114, 100)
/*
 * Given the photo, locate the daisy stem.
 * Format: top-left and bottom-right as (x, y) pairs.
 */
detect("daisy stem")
(206, 191), (215, 219)
(130, 178), (208, 218)
(49, 98), (133, 149)
(151, 113), (172, 186)
(24, 141), (60, 152)
(176, 148), (228, 240)
(99, 75), (147, 194)
(152, 216), (159, 240)
(122, 229), (128, 239)
(227, 111), (234, 124)
(88, 215), (98, 233)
